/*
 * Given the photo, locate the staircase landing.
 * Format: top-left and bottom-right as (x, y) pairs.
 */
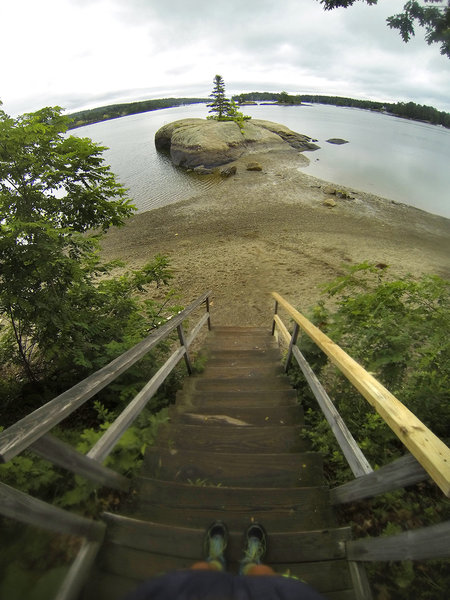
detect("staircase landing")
(82, 327), (357, 600)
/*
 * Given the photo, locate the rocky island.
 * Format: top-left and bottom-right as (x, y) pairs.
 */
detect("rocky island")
(154, 118), (320, 169)
(100, 116), (449, 329)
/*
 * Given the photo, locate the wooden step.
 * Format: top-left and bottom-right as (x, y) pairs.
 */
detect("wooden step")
(189, 376), (293, 392)
(80, 325), (360, 600)
(205, 348), (282, 366)
(170, 404), (303, 426)
(176, 388), (299, 408)
(130, 504), (335, 531)
(130, 478), (334, 531)
(156, 424), (308, 453)
(132, 477), (331, 510)
(197, 364), (285, 378)
(206, 337), (277, 351)
(88, 546), (354, 597)
(142, 447), (325, 487)
(102, 512), (351, 563)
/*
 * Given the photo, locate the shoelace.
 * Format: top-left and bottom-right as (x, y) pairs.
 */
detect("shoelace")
(208, 534), (225, 561)
(243, 536), (264, 564)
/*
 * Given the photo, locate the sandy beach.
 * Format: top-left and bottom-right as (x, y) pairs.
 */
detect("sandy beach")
(100, 149), (450, 327)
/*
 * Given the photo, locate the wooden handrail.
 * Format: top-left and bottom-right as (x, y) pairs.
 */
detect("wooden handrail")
(0, 290), (213, 600)
(0, 482), (105, 541)
(272, 292), (450, 497)
(0, 291), (212, 463)
(273, 314), (373, 478)
(346, 520), (450, 562)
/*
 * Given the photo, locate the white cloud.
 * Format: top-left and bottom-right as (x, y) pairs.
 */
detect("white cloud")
(1, 0), (449, 116)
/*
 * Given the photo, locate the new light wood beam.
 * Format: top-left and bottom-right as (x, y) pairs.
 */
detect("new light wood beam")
(272, 292), (450, 497)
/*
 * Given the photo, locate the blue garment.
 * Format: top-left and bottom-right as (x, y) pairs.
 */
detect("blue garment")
(124, 569), (327, 600)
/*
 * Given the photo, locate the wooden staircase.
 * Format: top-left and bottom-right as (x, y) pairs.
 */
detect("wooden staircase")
(82, 327), (356, 600)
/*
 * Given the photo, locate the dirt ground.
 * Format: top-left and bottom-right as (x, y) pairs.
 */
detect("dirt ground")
(101, 150), (450, 328)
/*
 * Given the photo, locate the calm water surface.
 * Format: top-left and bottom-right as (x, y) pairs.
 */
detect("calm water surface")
(73, 103), (450, 218)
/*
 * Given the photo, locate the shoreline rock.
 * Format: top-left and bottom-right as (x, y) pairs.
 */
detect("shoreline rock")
(154, 118), (320, 169)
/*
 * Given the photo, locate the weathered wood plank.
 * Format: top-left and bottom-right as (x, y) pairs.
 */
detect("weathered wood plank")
(331, 453), (428, 505)
(142, 447), (325, 487)
(30, 434), (130, 491)
(102, 512), (351, 563)
(192, 376), (293, 392)
(0, 481), (105, 541)
(54, 539), (103, 600)
(0, 291), (211, 463)
(273, 313), (291, 346)
(272, 292), (450, 497)
(134, 476), (330, 510)
(156, 423), (308, 453)
(177, 324), (193, 374)
(347, 520), (450, 561)
(271, 559), (353, 594)
(178, 388), (298, 408)
(348, 562), (373, 600)
(87, 347), (185, 463)
(171, 404), (303, 426)
(285, 322), (300, 372)
(292, 345), (373, 478)
(186, 312), (210, 346)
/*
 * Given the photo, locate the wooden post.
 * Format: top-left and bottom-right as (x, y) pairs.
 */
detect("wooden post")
(271, 300), (278, 336)
(177, 324), (193, 375)
(205, 296), (212, 330)
(285, 323), (300, 372)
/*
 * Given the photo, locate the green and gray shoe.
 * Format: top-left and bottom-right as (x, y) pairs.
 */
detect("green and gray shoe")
(239, 523), (267, 574)
(204, 521), (228, 570)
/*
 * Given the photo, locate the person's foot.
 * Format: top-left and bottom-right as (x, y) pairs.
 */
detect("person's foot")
(240, 523), (267, 574)
(204, 521), (228, 570)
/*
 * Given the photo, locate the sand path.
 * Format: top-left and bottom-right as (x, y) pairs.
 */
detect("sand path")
(101, 151), (450, 326)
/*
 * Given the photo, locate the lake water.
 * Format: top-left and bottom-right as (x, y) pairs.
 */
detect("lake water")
(72, 103), (450, 218)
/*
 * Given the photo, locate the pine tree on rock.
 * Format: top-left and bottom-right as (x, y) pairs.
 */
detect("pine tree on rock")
(207, 75), (232, 120)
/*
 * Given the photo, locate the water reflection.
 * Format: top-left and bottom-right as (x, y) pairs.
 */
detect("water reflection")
(72, 104), (450, 218)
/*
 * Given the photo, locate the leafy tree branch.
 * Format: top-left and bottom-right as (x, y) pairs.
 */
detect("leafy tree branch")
(318, 0), (450, 58)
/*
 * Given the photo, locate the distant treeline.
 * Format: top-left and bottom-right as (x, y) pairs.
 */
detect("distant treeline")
(67, 97), (208, 129)
(232, 92), (450, 128)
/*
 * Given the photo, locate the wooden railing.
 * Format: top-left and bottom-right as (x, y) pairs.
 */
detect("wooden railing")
(272, 291), (450, 599)
(0, 290), (212, 600)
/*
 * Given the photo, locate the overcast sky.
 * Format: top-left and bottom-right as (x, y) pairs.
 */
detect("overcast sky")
(1, 0), (449, 117)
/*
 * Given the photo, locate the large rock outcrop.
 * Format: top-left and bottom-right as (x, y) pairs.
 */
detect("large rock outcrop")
(154, 118), (319, 169)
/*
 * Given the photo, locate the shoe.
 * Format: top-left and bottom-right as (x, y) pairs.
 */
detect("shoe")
(204, 521), (228, 569)
(240, 523), (267, 573)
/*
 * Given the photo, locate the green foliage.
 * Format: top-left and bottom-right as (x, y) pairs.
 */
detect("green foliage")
(207, 75), (232, 120)
(318, 1), (450, 58)
(288, 263), (450, 598)
(67, 97), (208, 129)
(233, 92), (450, 128)
(207, 75), (251, 125)
(278, 91), (302, 105)
(0, 105), (133, 383)
(0, 106), (182, 415)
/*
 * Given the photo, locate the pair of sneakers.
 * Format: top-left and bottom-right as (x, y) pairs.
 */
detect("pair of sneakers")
(204, 521), (266, 574)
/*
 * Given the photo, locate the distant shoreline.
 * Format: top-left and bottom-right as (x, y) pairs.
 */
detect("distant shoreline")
(67, 94), (450, 130)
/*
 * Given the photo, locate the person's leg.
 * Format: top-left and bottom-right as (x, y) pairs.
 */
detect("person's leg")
(191, 521), (228, 572)
(240, 523), (276, 575)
